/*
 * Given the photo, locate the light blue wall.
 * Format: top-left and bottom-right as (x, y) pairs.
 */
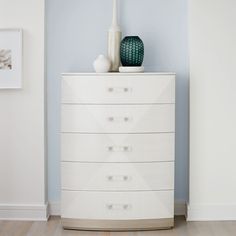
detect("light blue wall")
(46, 0), (189, 202)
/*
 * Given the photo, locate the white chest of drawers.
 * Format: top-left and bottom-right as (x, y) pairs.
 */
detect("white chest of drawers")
(61, 73), (175, 231)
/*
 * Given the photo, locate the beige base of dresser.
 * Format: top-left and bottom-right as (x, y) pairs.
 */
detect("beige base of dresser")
(61, 218), (174, 231)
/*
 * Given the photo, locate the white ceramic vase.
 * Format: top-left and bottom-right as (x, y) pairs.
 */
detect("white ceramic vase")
(108, 0), (121, 72)
(93, 55), (111, 73)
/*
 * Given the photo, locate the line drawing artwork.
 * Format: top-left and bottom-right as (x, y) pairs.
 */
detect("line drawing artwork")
(0, 49), (12, 70)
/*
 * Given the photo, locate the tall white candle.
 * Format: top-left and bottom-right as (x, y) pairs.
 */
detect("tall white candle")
(108, 0), (122, 72)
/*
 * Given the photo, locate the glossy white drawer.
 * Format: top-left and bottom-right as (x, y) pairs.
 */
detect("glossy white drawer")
(61, 190), (174, 220)
(61, 133), (175, 162)
(61, 104), (175, 133)
(62, 75), (175, 104)
(61, 162), (174, 191)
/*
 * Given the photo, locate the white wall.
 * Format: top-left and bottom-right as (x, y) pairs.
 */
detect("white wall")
(0, 0), (47, 220)
(188, 0), (236, 220)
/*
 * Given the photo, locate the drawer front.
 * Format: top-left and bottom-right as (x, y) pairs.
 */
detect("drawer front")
(61, 162), (174, 191)
(61, 104), (175, 133)
(62, 75), (175, 104)
(61, 133), (175, 162)
(61, 190), (174, 220)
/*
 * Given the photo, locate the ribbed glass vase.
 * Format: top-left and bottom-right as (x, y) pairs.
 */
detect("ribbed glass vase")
(120, 36), (144, 67)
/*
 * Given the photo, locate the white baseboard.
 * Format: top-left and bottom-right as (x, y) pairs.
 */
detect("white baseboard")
(0, 203), (49, 221)
(187, 203), (236, 221)
(174, 200), (187, 216)
(49, 201), (187, 217)
(49, 201), (60, 216)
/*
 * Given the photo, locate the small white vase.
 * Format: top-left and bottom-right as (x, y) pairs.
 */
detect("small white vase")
(93, 55), (111, 73)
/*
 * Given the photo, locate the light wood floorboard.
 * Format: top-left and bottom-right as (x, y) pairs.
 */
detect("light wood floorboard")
(0, 217), (236, 236)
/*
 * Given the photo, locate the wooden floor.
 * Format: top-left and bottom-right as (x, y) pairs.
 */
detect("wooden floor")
(0, 216), (236, 236)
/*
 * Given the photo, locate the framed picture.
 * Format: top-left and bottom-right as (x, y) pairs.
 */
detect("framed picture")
(0, 29), (22, 89)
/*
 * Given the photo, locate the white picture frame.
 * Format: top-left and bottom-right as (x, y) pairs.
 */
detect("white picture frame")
(0, 29), (22, 89)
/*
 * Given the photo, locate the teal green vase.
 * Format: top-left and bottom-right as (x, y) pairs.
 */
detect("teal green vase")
(120, 36), (144, 67)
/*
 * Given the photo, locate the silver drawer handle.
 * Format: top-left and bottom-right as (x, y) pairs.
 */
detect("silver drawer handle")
(108, 87), (132, 93)
(124, 117), (130, 122)
(107, 146), (132, 152)
(106, 204), (131, 210)
(106, 175), (131, 182)
(108, 117), (132, 122)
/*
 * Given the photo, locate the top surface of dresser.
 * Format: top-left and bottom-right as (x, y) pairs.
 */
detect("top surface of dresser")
(61, 73), (175, 104)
